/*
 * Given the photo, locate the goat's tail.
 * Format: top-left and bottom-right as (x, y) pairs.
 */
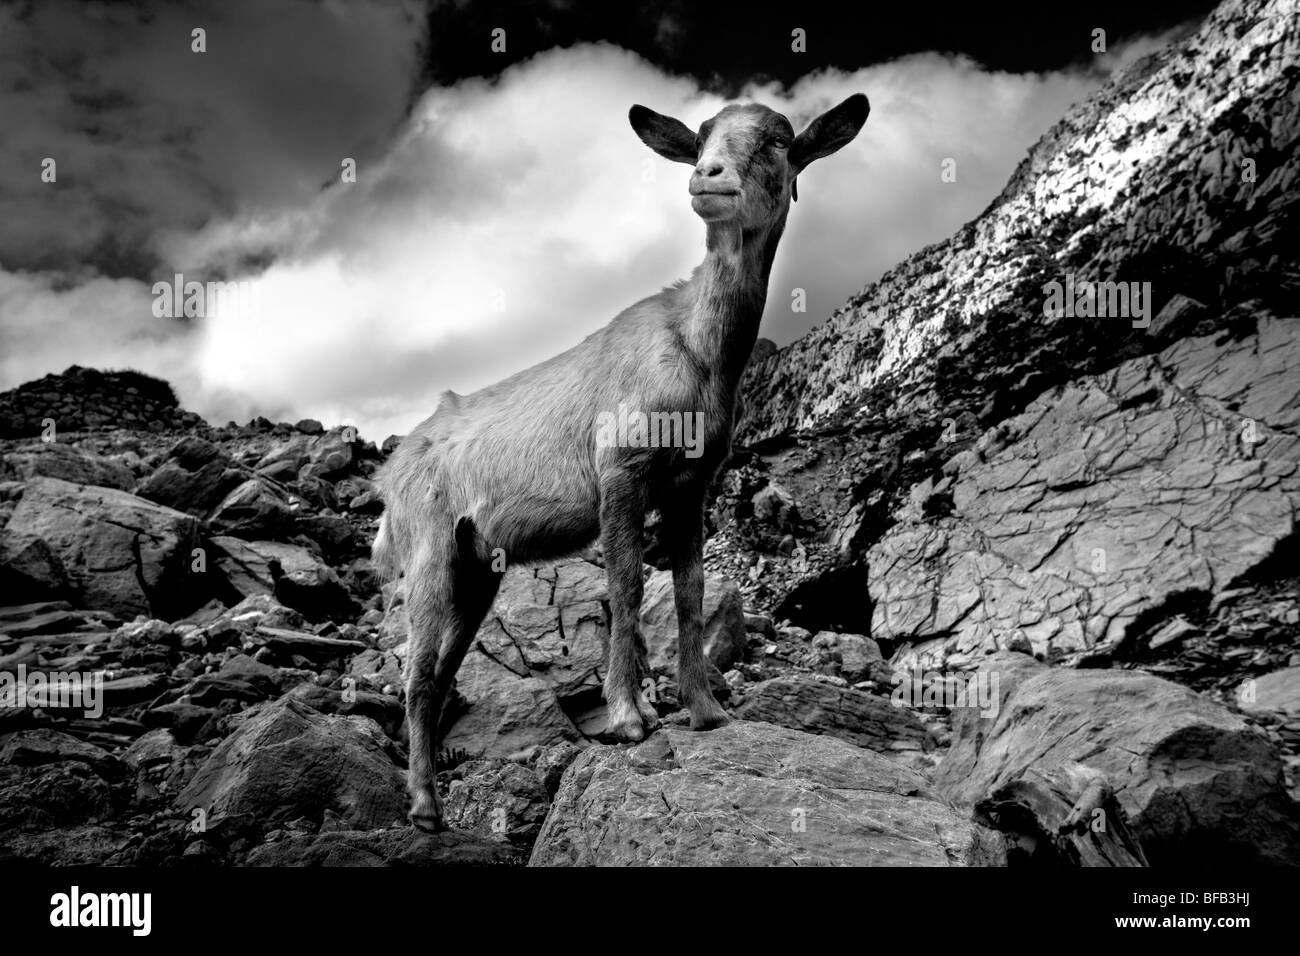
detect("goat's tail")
(372, 513), (402, 581)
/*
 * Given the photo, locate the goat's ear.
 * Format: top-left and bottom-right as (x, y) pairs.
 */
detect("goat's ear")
(629, 105), (697, 165)
(789, 93), (870, 174)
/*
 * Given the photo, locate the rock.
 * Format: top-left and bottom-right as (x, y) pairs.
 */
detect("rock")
(0, 762), (115, 829)
(474, 599), (606, 699)
(212, 593), (306, 632)
(286, 682), (404, 738)
(0, 604), (90, 638)
(256, 429), (356, 481)
(811, 631), (882, 682)
(1240, 666), (1300, 716)
(215, 653), (284, 693)
(871, 316), (1300, 666)
(532, 740), (584, 798)
(177, 696), (407, 834)
(121, 728), (183, 772)
(211, 537), (357, 622)
(0, 729), (118, 777)
(295, 419), (324, 435)
(184, 674), (267, 708)
(142, 701), (222, 743)
(251, 626), (368, 661)
(640, 569), (746, 675)
(974, 761), (1149, 866)
(246, 827), (522, 866)
(0, 534), (70, 600)
(100, 673), (168, 706)
(347, 648), (403, 691)
(293, 512), (358, 562)
(208, 478), (294, 539)
(734, 676), (928, 753)
(134, 437), (246, 516)
(443, 759), (551, 844)
(934, 653), (1300, 866)
(107, 617), (177, 650)
(0, 442), (134, 490)
(1148, 293), (1207, 343)
(0, 477), (202, 619)
(442, 654), (582, 759)
(752, 482), (800, 533)
(348, 490), (384, 514)
(530, 721), (1003, 866)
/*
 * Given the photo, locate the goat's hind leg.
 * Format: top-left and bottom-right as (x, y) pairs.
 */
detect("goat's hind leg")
(404, 517), (502, 832)
(662, 487), (729, 730)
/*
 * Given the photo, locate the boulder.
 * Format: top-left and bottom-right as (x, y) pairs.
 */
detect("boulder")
(934, 652), (1300, 866)
(177, 696), (406, 834)
(208, 478), (294, 539)
(134, 437), (246, 516)
(211, 537), (357, 622)
(0, 477), (202, 619)
(255, 429), (356, 481)
(734, 676), (929, 753)
(443, 759), (552, 845)
(811, 631), (883, 682)
(530, 721), (1004, 866)
(0, 442), (134, 490)
(973, 761), (1149, 866)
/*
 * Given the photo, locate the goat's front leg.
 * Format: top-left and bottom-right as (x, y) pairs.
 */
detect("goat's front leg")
(662, 486), (730, 730)
(600, 468), (659, 742)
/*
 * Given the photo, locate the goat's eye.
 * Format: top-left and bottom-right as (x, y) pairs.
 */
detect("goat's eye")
(769, 138), (789, 150)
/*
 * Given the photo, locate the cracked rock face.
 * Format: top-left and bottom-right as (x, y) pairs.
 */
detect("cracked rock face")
(529, 720), (1004, 866)
(935, 653), (1300, 866)
(871, 316), (1300, 668)
(0, 476), (201, 619)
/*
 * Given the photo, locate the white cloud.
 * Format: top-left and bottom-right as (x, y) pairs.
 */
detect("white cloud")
(2, 32), (1182, 443)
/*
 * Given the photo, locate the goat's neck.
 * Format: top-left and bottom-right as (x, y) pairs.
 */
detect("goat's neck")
(679, 217), (786, 395)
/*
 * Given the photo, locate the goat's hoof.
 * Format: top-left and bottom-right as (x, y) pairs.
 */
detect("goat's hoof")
(409, 808), (447, 833)
(690, 707), (731, 732)
(409, 787), (445, 833)
(635, 698), (661, 732)
(609, 717), (648, 743)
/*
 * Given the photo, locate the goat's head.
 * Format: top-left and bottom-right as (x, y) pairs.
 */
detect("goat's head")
(629, 94), (869, 228)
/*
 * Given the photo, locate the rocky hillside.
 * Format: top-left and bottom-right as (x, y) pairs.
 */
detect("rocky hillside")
(1, 0), (1297, 867)
(725, 0), (1300, 660)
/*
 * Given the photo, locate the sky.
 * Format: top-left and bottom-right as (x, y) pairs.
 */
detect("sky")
(0, 0), (1217, 442)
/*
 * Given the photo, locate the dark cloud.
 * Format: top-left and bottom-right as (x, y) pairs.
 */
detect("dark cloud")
(0, 0), (422, 279)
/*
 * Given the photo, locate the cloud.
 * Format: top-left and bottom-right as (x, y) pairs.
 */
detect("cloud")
(1, 18), (1185, 444)
(0, 0), (421, 277)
